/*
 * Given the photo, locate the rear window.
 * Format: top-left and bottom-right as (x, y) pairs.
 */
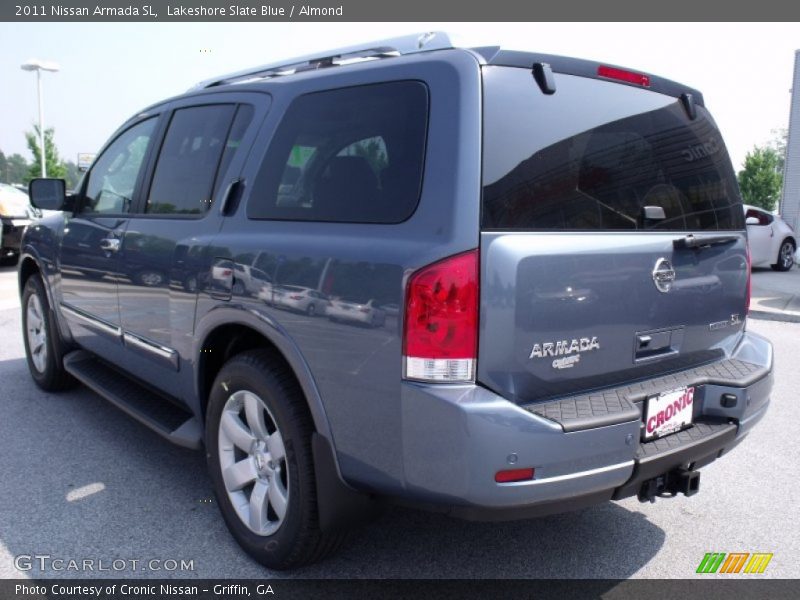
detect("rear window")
(248, 81), (428, 224)
(482, 67), (744, 231)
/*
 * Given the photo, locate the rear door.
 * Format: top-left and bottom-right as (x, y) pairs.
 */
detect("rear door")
(115, 93), (266, 396)
(479, 66), (748, 403)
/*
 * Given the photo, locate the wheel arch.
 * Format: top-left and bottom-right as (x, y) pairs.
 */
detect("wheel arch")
(194, 307), (374, 534)
(18, 254), (42, 294)
(194, 307), (334, 445)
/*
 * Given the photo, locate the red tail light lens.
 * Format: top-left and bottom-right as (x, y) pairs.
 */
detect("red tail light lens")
(495, 468), (535, 483)
(746, 243), (752, 314)
(403, 249), (479, 382)
(597, 65), (650, 87)
(289, 294), (303, 300)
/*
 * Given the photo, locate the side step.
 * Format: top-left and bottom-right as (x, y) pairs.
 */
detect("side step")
(63, 350), (202, 449)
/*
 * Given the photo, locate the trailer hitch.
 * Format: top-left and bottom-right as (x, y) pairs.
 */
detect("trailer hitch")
(638, 468), (700, 503)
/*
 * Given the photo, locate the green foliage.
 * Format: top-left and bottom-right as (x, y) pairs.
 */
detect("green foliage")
(737, 145), (783, 211)
(24, 125), (67, 183)
(63, 161), (80, 190)
(0, 152), (30, 184)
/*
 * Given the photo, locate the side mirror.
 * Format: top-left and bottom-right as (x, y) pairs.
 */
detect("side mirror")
(745, 217), (760, 226)
(29, 178), (66, 211)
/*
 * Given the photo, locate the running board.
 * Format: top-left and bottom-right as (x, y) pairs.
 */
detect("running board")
(63, 350), (202, 449)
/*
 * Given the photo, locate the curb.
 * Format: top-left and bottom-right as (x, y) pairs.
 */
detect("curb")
(748, 310), (800, 324)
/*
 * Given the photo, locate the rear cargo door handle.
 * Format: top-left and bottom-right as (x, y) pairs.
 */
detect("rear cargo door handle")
(99, 238), (121, 253)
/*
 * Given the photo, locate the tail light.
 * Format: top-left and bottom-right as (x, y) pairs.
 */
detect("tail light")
(403, 249), (478, 382)
(745, 243), (752, 314)
(597, 65), (650, 87)
(289, 294), (303, 300)
(359, 307), (371, 313)
(495, 468), (535, 483)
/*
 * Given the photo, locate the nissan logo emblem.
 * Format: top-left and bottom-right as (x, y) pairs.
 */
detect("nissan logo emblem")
(652, 258), (676, 293)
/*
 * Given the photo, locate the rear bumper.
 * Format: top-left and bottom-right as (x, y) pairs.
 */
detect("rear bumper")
(395, 331), (772, 519)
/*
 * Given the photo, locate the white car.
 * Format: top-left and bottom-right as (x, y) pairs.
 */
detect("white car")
(232, 264), (273, 297)
(327, 297), (387, 327)
(744, 205), (796, 271)
(271, 285), (330, 316)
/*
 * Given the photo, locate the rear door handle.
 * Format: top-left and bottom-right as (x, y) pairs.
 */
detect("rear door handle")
(99, 238), (121, 252)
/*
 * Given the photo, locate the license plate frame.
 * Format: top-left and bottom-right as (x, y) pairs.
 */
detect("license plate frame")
(642, 386), (696, 441)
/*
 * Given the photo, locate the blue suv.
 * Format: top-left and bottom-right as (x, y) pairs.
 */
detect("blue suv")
(20, 33), (773, 569)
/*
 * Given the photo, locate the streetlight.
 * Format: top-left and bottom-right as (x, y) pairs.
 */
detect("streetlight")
(20, 58), (60, 178)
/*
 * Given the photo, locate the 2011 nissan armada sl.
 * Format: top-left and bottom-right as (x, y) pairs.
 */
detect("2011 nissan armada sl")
(20, 33), (773, 569)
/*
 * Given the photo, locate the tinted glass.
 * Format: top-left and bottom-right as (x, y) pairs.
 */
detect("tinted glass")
(84, 118), (156, 214)
(248, 81), (428, 223)
(482, 68), (744, 231)
(147, 104), (236, 215)
(213, 105), (254, 198)
(745, 208), (773, 225)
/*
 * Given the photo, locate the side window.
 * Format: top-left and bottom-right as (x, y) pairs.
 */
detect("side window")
(746, 208), (773, 226)
(146, 104), (236, 215)
(213, 105), (254, 198)
(83, 118), (157, 214)
(248, 81), (429, 224)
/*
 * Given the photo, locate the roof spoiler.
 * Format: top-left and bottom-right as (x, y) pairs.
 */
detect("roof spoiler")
(472, 47), (705, 106)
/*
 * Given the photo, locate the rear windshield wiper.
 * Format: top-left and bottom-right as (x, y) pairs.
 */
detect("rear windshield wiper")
(673, 234), (739, 250)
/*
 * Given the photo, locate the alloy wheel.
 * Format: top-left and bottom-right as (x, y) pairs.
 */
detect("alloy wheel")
(26, 293), (48, 373)
(217, 390), (289, 536)
(780, 242), (795, 270)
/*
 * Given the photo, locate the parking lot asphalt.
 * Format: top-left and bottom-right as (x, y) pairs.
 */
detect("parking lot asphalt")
(0, 264), (798, 579)
(749, 265), (800, 322)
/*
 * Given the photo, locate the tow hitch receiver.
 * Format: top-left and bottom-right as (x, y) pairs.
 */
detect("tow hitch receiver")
(637, 468), (701, 503)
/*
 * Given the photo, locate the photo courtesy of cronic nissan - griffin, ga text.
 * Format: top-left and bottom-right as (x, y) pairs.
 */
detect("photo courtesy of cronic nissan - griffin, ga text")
(18, 32), (773, 569)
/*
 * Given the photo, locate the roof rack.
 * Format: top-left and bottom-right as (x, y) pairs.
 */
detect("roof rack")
(190, 31), (453, 91)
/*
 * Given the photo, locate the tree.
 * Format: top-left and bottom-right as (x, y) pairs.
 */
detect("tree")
(5, 153), (30, 184)
(737, 146), (783, 211)
(63, 160), (80, 190)
(24, 125), (67, 183)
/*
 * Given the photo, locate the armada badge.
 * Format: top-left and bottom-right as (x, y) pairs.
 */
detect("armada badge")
(529, 337), (600, 360)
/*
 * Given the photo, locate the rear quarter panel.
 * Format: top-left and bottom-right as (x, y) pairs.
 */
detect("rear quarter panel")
(193, 49), (483, 493)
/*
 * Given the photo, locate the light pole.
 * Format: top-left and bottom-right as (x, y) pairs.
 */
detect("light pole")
(20, 59), (60, 178)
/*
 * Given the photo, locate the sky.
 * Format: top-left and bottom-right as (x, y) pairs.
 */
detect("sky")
(1, 22), (799, 174)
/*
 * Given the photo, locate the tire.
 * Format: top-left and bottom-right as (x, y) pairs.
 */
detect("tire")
(771, 239), (795, 272)
(137, 270), (165, 287)
(21, 274), (76, 391)
(306, 303), (316, 317)
(206, 349), (346, 569)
